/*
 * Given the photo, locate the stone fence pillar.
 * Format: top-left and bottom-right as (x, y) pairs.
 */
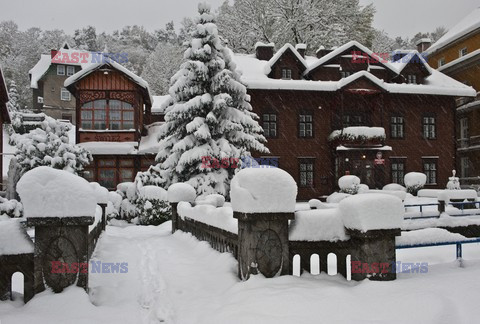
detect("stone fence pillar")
(339, 193), (403, 281)
(27, 216), (94, 293)
(167, 183), (197, 233)
(231, 167), (297, 280)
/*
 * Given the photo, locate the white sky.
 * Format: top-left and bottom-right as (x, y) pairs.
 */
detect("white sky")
(0, 0), (478, 39)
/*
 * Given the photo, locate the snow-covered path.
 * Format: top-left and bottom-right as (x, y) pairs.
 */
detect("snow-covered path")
(2, 222), (480, 323)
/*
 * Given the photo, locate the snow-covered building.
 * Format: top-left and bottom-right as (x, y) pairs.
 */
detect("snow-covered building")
(28, 43), (85, 123)
(0, 65), (11, 183)
(233, 41), (476, 199)
(64, 60), (159, 189)
(424, 7), (480, 188)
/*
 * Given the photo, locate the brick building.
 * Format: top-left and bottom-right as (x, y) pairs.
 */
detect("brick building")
(233, 41), (476, 200)
(0, 65), (11, 183)
(423, 7), (480, 188)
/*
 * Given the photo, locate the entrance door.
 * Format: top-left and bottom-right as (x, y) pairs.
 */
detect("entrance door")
(351, 159), (375, 188)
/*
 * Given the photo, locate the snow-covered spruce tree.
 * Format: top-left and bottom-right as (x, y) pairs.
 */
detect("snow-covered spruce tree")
(139, 3), (268, 197)
(6, 80), (19, 112)
(13, 115), (92, 177)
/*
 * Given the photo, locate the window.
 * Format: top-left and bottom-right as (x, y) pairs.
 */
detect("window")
(422, 115), (436, 139)
(81, 99), (134, 130)
(460, 117), (468, 139)
(391, 116), (404, 139)
(281, 68), (292, 80)
(423, 160), (437, 185)
(299, 113), (313, 137)
(341, 71), (351, 78)
(299, 159), (314, 187)
(57, 65), (65, 75)
(119, 159), (135, 183)
(67, 66), (75, 76)
(461, 157), (470, 178)
(98, 159), (116, 189)
(343, 114), (365, 127)
(60, 88), (71, 101)
(262, 113), (277, 137)
(406, 75), (417, 84)
(438, 58), (446, 67)
(62, 113), (73, 122)
(391, 160), (405, 185)
(459, 47), (468, 57)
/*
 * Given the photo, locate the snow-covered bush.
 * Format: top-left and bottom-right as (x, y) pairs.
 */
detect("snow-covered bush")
(116, 182), (138, 221)
(328, 127), (386, 143)
(404, 172), (427, 196)
(136, 186), (171, 226)
(195, 194), (225, 207)
(138, 3), (268, 197)
(338, 175), (361, 195)
(106, 192), (123, 220)
(383, 183), (406, 192)
(13, 115), (92, 177)
(0, 197), (23, 218)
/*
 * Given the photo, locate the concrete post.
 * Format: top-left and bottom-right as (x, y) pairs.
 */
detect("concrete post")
(98, 203), (107, 231)
(234, 211), (295, 280)
(170, 202), (179, 233)
(27, 216), (94, 293)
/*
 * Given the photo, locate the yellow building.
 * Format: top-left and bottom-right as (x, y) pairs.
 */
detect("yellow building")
(424, 8), (480, 188)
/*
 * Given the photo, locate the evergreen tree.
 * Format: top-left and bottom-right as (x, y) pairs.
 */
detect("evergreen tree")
(6, 80), (20, 112)
(138, 2), (269, 197)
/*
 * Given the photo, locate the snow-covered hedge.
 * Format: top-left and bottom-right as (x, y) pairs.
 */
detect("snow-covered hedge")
(338, 175), (361, 195)
(328, 127), (386, 142)
(136, 186), (171, 226)
(404, 172), (427, 196)
(0, 197), (23, 218)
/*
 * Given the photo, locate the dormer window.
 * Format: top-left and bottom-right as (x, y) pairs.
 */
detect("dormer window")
(459, 47), (468, 57)
(438, 58), (446, 67)
(67, 66), (75, 76)
(281, 68), (292, 80)
(341, 71), (351, 79)
(57, 65), (65, 75)
(407, 75), (417, 84)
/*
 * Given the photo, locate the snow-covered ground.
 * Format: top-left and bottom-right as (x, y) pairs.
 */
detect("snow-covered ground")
(2, 221), (480, 323)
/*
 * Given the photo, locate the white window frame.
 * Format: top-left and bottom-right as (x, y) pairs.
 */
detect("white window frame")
(60, 87), (71, 101)
(407, 75), (417, 84)
(281, 68), (292, 80)
(460, 117), (469, 140)
(459, 47), (468, 57)
(57, 65), (65, 75)
(66, 66), (75, 76)
(438, 58), (445, 67)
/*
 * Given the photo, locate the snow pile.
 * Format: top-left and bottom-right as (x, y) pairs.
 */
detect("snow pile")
(339, 194), (404, 232)
(328, 127), (386, 142)
(308, 199), (331, 209)
(417, 189), (444, 198)
(196, 194), (225, 207)
(338, 175), (360, 194)
(363, 189), (407, 201)
(168, 183), (197, 203)
(437, 190), (477, 202)
(326, 192), (350, 203)
(383, 183), (406, 192)
(178, 202), (237, 233)
(17, 166), (97, 218)
(106, 191), (123, 219)
(396, 228), (469, 246)
(139, 186), (168, 201)
(290, 208), (348, 241)
(404, 172), (427, 187)
(89, 205), (103, 232)
(230, 168), (297, 213)
(0, 219), (34, 255)
(90, 182), (109, 204)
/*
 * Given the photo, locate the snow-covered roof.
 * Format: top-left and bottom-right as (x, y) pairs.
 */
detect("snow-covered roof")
(391, 51), (432, 75)
(152, 95), (171, 114)
(78, 141), (139, 155)
(415, 38), (432, 45)
(64, 60), (153, 105)
(264, 43), (307, 75)
(438, 48), (480, 72)
(232, 42), (477, 97)
(304, 41), (398, 76)
(28, 48), (91, 89)
(426, 7), (480, 55)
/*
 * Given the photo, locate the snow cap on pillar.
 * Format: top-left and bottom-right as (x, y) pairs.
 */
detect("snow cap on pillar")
(230, 167), (297, 213)
(168, 183), (196, 203)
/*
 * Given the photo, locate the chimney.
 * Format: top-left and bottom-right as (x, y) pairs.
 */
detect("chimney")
(416, 38), (431, 53)
(295, 44), (307, 58)
(316, 46), (333, 59)
(255, 42), (275, 61)
(51, 49), (59, 59)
